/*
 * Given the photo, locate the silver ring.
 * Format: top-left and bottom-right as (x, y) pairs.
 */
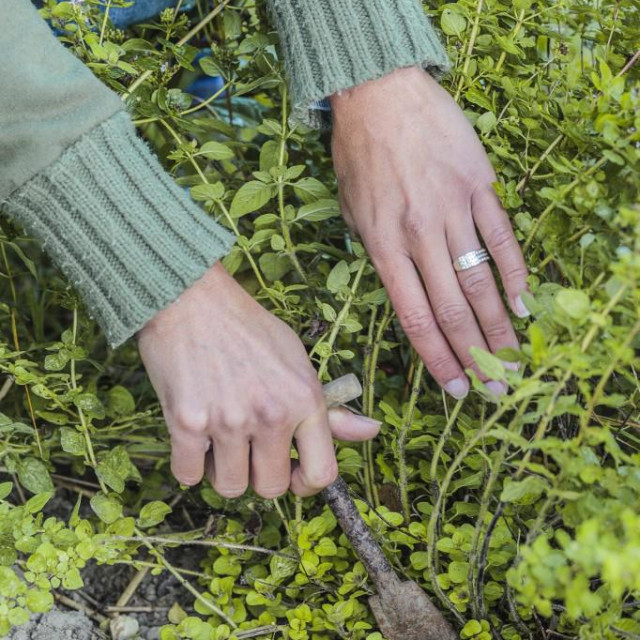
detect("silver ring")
(453, 248), (490, 272)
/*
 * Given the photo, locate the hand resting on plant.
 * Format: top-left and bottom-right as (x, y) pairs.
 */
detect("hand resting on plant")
(137, 261), (380, 496)
(330, 66), (530, 400)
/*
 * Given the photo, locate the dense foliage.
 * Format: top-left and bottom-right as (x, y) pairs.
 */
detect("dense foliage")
(0, 0), (638, 638)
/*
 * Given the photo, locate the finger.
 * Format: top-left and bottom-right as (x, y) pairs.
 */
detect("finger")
(169, 430), (209, 486)
(250, 433), (292, 499)
(471, 184), (530, 318)
(328, 407), (381, 441)
(373, 252), (469, 399)
(211, 436), (250, 498)
(290, 409), (338, 498)
(411, 235), (497, 382)
(446, 214), (521, 361)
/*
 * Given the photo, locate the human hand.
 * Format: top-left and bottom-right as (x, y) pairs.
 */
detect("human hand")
(330, 67), (529, 399)
(137, 262), (380, 497)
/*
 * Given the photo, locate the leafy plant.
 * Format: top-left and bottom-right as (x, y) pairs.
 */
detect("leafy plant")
(0, 0), (638, 638)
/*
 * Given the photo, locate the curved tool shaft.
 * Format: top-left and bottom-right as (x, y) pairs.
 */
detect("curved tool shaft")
(322, 375), (458, 640)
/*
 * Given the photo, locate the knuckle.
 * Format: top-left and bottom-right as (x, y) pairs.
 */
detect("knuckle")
(504, 264), (529, 283)
(398, 308), (437, 340)
(365, 235), (395, 265)
(483, 321), (511, 341)
(171, 408), (209, 435)
(459, 269), (492, 299)
(486, 224), (516, 253)
(221, 411), (249, 433)
(400, 211), (427, 237)
(426, 353), (459, 379)
(434, 302), (471, 332)
(257, 401), (289, 428)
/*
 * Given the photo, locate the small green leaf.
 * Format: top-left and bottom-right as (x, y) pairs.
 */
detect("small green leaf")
(168, 602), (188, 625)
(410, 551), (429, 571)
(199, 56), (224, 77)
(107, 386), (136, 418)
(469, 346), (505, 380)
(230, 181), (275, 217)
(191, 182), (225, 202)
(8, 607), (30, 626)
(60, 428), (86, 456)
(500, 476), (548, 505)
(441, 8), (467, 36)
(26, 589), (54, 614)
(292, 177), (331, 204)
(315, 537), (337, 556)
(0, 481), (12, 501)
(137, 501), (172, 528)
(295, 199), (340, 222)
(259, 140), (281, 172)
(62, 567), (84, 590)
(74, 393), (105, 419)
(97, 446), (140, 493)
(90, 493), (123, 524)
(476, 111), (497, 134)
(197, 141), (234, 160)
(554, 288), (590, 319)
(44, 349), (70, 371)
(17, 458), (53, 494)
(259, 252), (290, 281)
(24, 492), (52, 514)
(327, 261), (350, 293)
(448, 561), (469, 584)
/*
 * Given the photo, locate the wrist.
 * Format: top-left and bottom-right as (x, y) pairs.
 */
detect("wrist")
(329, 66), (426, 113)
(136, 261), (232, 340)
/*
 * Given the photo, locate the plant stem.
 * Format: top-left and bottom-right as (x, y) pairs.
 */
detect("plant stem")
(397, 359), (423, 524)
(135, 526), (238, 627)
(454, 0), (484, 103)
(0, 242), (42, 458)
(158, 118), (276, 301)
(276, 84), (306, 281)
(316, 260), (367, 379)
(70, 307), (109, 495)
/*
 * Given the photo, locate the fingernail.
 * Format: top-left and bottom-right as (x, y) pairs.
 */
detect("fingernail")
(514, 294), (530, 318)
(485, 380), (508, 398)
(502, 360), (520, 371)
(444, 377), (469, 399)
(359, 416), (383, 427)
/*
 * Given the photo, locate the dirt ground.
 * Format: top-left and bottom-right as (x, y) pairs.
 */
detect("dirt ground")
(9, 488), (208, 639)
(8, 559), (196, 640)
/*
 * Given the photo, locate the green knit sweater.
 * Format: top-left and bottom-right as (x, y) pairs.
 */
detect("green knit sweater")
(0, 0), (449, 347)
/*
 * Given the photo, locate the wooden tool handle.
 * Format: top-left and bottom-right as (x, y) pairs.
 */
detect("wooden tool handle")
(322, 376), (399, 592)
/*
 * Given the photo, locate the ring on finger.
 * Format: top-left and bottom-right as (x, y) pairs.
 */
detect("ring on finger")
(453, 248), (491, 272)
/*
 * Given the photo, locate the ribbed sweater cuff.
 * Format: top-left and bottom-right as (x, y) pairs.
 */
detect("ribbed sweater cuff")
(3, 111), (236, 347)
(268, 0), (451, 128)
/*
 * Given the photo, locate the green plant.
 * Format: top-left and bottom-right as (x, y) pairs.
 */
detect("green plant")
(0, 0), (638, 638)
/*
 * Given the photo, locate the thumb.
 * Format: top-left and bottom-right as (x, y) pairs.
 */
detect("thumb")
(327, 407), (381, 442)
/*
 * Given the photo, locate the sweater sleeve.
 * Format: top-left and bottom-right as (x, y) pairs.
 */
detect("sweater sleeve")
(266, 0), (451, 129)
(0, 0), (235, 347)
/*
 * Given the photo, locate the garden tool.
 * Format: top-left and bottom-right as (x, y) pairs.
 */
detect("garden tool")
(321, 374), (457, 640)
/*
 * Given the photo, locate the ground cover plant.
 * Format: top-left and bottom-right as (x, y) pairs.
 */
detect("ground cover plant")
(0, 0), (639, 638)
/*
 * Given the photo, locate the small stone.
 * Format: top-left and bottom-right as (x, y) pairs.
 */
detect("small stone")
(110, 615), (139, 640)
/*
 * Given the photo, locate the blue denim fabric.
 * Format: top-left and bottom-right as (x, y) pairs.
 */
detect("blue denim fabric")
(108, 0), (186, 29)
(42, 0), (331, 116)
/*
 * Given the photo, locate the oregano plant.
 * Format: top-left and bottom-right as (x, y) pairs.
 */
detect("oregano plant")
(0, 0), (638, 638)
